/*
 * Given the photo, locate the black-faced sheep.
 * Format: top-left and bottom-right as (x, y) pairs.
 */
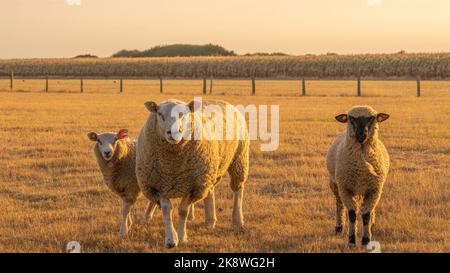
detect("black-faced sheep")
(326, 105), (390, 247)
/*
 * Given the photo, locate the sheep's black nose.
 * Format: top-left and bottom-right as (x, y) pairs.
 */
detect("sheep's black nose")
(104, 151), (111, 157)
(356, 134), (367, 143)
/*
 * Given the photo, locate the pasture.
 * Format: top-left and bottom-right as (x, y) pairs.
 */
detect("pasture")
(0, 80), (449, 252)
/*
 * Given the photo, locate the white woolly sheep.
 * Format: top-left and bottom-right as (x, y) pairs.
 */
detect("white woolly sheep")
(87, 129), (157, 237)
(136, 99), (249, 248)
(326, 105), (390, 247)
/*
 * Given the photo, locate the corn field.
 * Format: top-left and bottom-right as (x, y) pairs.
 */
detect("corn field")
(0, 53), (450, 79)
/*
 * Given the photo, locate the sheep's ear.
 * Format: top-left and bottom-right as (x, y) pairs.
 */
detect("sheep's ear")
(117, 129), (128, 139)
(377, 113), (390, 123)
(335, 114), (348, 123)
(87, 132), (98, 141)
(144, 101), (158, 112)
(187, 100), (201, 113)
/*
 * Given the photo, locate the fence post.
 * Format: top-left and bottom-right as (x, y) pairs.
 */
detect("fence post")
(80, 78), (84, 93)
(251, 77), (256, 95)
(202, 78), (207, 95)
(416, 77), (421, 97)
(209, 79), (213, 94)
(302, 78), (306, 96)
(45, 76), (49, 92)
(120, 79), (123, 93)
(10, 71), (14, 91)
(357, 76), (361, 97)
(159, 77), (163, 93)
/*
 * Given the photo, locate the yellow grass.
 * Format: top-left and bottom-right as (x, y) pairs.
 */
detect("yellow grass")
(2, 79), (450, 97)
(0, 80), (449, 253)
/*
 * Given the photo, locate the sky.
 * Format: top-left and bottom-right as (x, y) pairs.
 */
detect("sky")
(1, 0), (450, 58)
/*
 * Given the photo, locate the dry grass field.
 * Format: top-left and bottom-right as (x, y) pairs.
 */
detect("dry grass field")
(0, 80), (449, 253)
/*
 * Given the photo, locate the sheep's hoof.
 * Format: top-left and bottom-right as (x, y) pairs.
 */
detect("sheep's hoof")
(118, 226), (127, 237)
(204, 221), (216, 229)
(165, 243), (177, 249)
(233, 224), (247, 233)
(165, 240), (178, 249)
(165, 236), (179, 249)
(179, 239), (188, 246)
(361, 237), (370, 246)
(233, 219), (245, 229)
(335, 226), (343, 234)
(348, 235), (356, 248)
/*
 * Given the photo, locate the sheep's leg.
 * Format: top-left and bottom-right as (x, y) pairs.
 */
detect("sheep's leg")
(339, 188), (357, 247)
(126, 207), (133, 231)
(160, 197), (178, 248)
(361, 191), (382, 246)
(371, 211), (377, 233)
(204, 188), (217, 228)
(177, 196), (191, 245)
(232, 188), (245, 228)
(119, 201), (132, 237)
(329, 180), (345, 234)
(188, 204), (195, 221)
(228, 144), (248, 229)
(142, 201), (158, 224)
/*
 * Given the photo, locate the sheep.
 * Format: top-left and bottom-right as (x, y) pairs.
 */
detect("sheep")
(326, 105), (390, 247)
(136, 99), (249, 248)
(87, 129), (158, 236)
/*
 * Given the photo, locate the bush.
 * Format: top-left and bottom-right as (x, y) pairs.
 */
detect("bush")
(112, 44), (235, 57)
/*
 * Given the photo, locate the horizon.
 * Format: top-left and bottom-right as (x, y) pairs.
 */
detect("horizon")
(2, 49), (450, 60)
(1, 0), (450, 58)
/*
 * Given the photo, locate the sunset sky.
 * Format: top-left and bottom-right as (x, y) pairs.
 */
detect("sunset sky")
(1, 0), (450, 58)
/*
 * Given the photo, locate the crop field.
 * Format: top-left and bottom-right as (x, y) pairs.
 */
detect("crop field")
(0, 81), (449, 253)
(1, 53), (450, 79)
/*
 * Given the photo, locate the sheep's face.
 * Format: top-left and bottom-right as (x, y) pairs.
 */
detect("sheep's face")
(335, 106), (389, 144)
(145, 100), (196, 145)
(87, 129), (128, 160)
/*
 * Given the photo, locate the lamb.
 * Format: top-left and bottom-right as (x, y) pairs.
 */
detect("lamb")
(136, 99), (249, 248)
(87, 129), (157, 237)
(326, 105), (390, 247)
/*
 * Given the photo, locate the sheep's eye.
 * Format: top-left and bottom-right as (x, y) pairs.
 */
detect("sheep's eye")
(179, 112), (184, 119)
(97, 140), (103, 145)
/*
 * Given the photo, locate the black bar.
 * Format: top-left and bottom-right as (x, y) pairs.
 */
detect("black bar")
(302, 78), (306, 96)
(251, 77), (256, 95)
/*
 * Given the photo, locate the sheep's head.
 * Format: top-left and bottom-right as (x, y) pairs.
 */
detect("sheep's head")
(144, 99), (198, 145)
(87, 129), (128, 160)
(335, 105), (389, 144)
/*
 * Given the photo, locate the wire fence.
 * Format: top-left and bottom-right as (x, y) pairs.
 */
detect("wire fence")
(1, 76), (450, 97)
